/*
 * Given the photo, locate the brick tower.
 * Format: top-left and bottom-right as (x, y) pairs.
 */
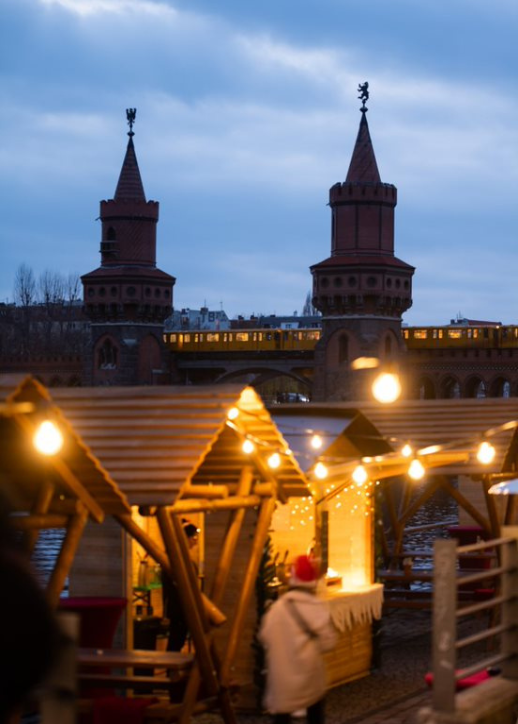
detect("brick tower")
(310, 85), (414, 400)
(82, 109), (175, 385)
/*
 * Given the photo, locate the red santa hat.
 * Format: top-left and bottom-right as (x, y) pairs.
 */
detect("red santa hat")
(290, 554), (319, 588)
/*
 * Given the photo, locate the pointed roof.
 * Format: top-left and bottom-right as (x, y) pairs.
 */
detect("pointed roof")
(114, 135), (146, 201)
(345, 112), (381, 184)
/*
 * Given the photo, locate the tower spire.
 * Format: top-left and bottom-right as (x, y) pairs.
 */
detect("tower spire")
(114, 108), (146, 201)
(345, 83), (380, 183)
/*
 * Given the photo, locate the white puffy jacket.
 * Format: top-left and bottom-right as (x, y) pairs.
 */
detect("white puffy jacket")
(258, 588), (338, 713)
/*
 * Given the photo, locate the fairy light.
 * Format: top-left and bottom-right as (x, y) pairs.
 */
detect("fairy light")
(310, 434), (323, 449)
(401, 443), (413, 458)
(408, 458), (425, 481)
(267, 452), (281, 469)
(242, 438), (255, 454)
(477, 440), (496, 465)
(227, 406), (239, 420)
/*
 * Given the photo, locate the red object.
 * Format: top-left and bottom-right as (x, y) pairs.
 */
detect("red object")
(425, 669), (490, 691)
(291, 555), (319, 585)
(59, 596), (127, 648)
(93, 696), (158, 724)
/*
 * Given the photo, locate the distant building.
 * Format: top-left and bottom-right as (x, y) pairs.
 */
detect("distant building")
(165, 306), (230, 331)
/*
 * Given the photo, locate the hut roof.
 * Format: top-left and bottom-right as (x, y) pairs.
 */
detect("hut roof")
(0, 375), (130, 521)
(51, 384), (310, 506)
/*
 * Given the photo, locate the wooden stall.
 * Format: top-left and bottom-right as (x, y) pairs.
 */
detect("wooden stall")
(51, 384), (311, 721)
(0, 374), (130, 606)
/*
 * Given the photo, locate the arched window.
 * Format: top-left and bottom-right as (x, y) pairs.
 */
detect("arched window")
(441, 376), (460, 399)
(466, 377), (487, 399)
(489, 377), (511, 398)
(98, 338), (118, 369)
(338, 334), (349, 364)
(417, 377), (436, 399)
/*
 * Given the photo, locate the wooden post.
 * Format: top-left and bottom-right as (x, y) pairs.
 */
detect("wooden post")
(46, 505), (89, 608)
(220, 496), (276, 686)
(501, 528), (518, 679)
(26, 479), (55, 553)
(40, 612), (78, 724)
(432, 538), (457, 714)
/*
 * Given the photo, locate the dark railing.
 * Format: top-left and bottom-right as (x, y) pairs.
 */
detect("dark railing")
(431, 534), (518, 713)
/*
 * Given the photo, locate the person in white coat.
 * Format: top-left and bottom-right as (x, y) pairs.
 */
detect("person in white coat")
(258, 554), (337, 724)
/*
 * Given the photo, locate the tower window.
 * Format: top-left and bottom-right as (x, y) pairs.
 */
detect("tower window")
(321, 277), (329, 288)
(348, 276), (357, 287)
(127, 286), (136, 297)
(106, 227), (116, 241)
(333, 277), (343, 288)
(367, 276), (377, 288)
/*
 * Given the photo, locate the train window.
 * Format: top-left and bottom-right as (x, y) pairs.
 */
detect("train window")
(266, 333), (272, 341)
(229, 334), (233, 342)
(307, 331), (320, 340)
(414, 330), (428, 339)
(448, 330), (463, 339)
(438, 329), (443, 339)
(298, 332), (303, 341)
(433, 329), (438, 339)
(253, 333), (257, 342)
(473, 329), (478, 338)
(194, 334), (199, 343)
(236, 333), (249, 342)
(184, 334), (191, 343)
(223, 333), (228, 342)
(170, 334), (177, 343)
(207, 333), (219, 342)
(258, 333), (263, 341)
(403, 330), (409, 339)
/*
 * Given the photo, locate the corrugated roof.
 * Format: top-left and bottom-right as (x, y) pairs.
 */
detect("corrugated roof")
(273, 398), (518, 477)
(0, 375), (130, 520)
(51, 384), (310, 506)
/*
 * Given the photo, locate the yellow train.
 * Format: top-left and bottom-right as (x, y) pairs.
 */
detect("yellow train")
(403, 324), (518, 349)
(164, 328), (321, 353)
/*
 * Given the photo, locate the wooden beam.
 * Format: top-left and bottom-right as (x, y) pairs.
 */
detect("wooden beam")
(170, 495), (262, 515)
(11, 514), (69, 530)
(438, 477), (490, 532)
(46, 504), (89, 607)
(220, 496), (276, 686)
(26, 479), (55, 553)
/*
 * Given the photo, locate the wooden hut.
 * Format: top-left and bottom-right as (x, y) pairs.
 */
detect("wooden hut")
(0, 374), (130, 606)
(50, 383), (311, 717)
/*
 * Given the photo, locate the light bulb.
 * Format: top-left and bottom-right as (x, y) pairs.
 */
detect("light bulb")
(242, 439), (255, 454)
(227, 407), (239, 420)
(314, 462), (328, 479)
(33, 420), (63, 456)
(408, 458), (425, 481)
(267, 452), (281, 469)
(401, 443), (413, 458)
(352, 465), (368, 486)
(372, 372), (401, 404)
(310, 434), (323, 450)
(477, 441), (495, 465)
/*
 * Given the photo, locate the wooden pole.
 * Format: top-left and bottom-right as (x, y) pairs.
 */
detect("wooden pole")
(220, 496), (276, 686)
(25, 479), (55, 553)
(157, 507), (220, 696)
(46, 504), (89, 607)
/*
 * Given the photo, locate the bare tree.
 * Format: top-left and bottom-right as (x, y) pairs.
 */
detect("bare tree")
(13, 264), (37, 307)
(65, 273), (81, 304)
(39, 270), (65, 306)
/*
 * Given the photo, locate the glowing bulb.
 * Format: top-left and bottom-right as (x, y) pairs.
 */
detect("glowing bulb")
(477, 441), (495, 465)
(310, 434), (323, 450)
(227, 407), (239, 420)
(401, 443), (413, 458)
(242, 439), (255, 454)
(267, 452), (281, 469)
(352, 465), (368, 486)
(33, 420), (63, 456)
(408, 458), (425, 481)
(372, 372), (401, 404)
(314, 462), (328, 479)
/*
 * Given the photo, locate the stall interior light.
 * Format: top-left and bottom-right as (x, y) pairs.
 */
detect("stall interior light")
(314, 462), (328, 480)
(242, 438), (255, 455)
(33, 419), (63, 456)
(408, 458), (425, 481)
(477, 440), (496, 465)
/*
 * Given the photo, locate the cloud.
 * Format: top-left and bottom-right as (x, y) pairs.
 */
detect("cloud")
(38, 0), (176, 17)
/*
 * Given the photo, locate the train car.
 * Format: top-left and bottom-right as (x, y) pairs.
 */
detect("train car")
(403, 325), (518, 350)
(163, 328), (321, 354)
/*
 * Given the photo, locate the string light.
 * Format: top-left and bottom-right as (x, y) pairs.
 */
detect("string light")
(352, 464), (368, 486)
(408, 458), (425, 481)
(310, 434), (323, 449)
(372, 372), (401, 404)
(242, 438), (255, 454)
(267, 452), (281, 469)
(401, 443), (413, 458)
(227, 406), (239, 420)
(477, 440), (496, 465)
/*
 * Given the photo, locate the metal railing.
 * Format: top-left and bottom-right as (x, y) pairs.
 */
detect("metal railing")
(432, 534), (518, 713)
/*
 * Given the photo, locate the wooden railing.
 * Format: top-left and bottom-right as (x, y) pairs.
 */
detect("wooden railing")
(431, 533), (518, 714)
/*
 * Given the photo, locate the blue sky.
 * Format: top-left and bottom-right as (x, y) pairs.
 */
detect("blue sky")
(1, 0), (517, 325)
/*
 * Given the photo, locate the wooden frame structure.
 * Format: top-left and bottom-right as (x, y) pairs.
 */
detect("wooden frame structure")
(50, 383), (311, 723)
(0, 374), (130, 606)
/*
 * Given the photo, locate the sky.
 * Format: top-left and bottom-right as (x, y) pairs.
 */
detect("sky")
(1, 0), (517, 325)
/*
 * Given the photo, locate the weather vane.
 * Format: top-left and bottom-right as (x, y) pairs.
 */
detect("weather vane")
(126, 108), (137, 136)
(357, 82), (369, 113)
